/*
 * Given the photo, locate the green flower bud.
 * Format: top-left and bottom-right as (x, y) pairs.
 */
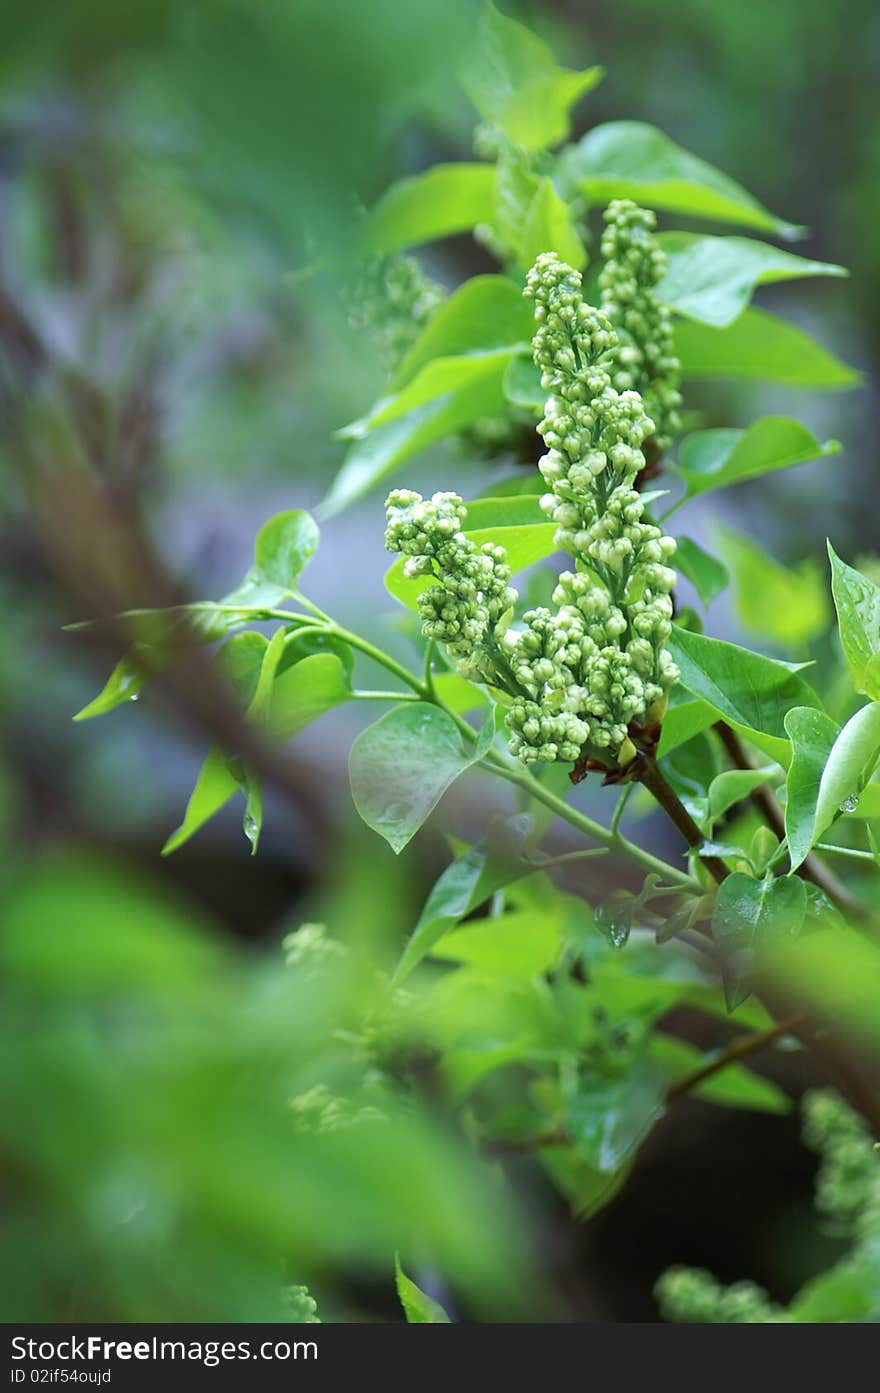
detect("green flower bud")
(510, 252), (680, 767)
(385, 489), (517, 681)
(350, 253), (445, 372)
(598, 200), (682, 453)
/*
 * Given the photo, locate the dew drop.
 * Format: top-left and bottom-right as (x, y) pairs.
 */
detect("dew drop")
(595, 895), (632, 951)
(840, 793), (859, 813)
(607, 921), (630, 950)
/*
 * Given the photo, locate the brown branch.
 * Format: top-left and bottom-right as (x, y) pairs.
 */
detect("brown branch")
(664, 1015), (802, 1104)
(633, 751), (729, 885)
(482, 1127), (569, 1157)
(714, 721), (874, 927)
(632, 749), (880, 1138)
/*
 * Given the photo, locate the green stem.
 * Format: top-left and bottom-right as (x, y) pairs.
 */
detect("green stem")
(482, 753), (700, 892)
(318, 615), (700, 892)
(326, 623), (429, 700)
(815, 843), (877, 863)
(423, 639), (438, 698)
(351, 690), (422, 702)
(263, 595), (697, 893)
(611, 782), (634, 836)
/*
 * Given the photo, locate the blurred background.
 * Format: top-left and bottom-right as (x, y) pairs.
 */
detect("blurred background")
(1, 0), (877, 1321)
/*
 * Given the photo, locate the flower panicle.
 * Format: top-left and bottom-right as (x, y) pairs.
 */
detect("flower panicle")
(598, 199), (682, 453)
(384, 489), (516, 682)
(509, 249), (679, 769)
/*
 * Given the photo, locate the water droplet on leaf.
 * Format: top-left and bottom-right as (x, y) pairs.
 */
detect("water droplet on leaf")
(595, 893), (633, 950)
(840, 793), (859, 813)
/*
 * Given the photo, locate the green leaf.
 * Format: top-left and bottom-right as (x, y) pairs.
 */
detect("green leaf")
(219, 631), (270, 704)
(163, 645), (351, 857)
(707, 767), (776, 825)
(350, 702), (482, 854)
(674, 307), (862, 390)
(270, 652), (352, 741)
(323, 372), (509, 516)
(385, 495), (556, 610)
(851, 780), (880, 820)
(342, 349), (516, 435)
(503, 353), (544, 409)
(650, 1034), (790, 1114)
(790, 1259), (880, 1324)
(784, 706), (842, 870)
(716, 526), (830, 648)
(565, 1059), (666, 1173)
(395, 1257), (450, 1323)
(657, 233), (846, 328)
(74, 647), (150, 721)
(228, 630), (285, 856)
(279, 628), (355, 677)
(558, 122), (801, 238)
(393, 275), (533, 388)
(254, 510), (319, 590)
(668, 626), (821, 764)
(247, 628), (287, 721)
(462, 3), (601, 152)
(431, 672), (489, 714)
(674, 537), (729, 607)
(362, 163), (497, 254)
(431, 908), (562, 980)
(671, 418), (840, 500)
(242, 774), (263, 856)
(539, 1149), (633, 1219)
(223, 510), (320, 608)
(517, 175), (586, 271)
(712, 872), (807, 1008)
(656, 689), (718, 758)
(763, 928), (880, 1050)
(812, 704), (880, 849)
(828, 543), (880, 700)
(0, 851), (222, 996)
(395, 836), (534, 984)
(162, 747), (241, 856)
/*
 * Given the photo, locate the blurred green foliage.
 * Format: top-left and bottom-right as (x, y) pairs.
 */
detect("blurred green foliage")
(2, 0), (880, 1328)
(0, 849), (525, 1321)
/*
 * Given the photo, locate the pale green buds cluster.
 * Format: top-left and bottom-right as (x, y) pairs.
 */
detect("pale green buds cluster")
(284, 1286), (321, 1324)
(385, 489), (517, 680)
(350, 252), (445, 372)
(507, 252), (679, 766)
(658, 1092), (880, 1324)
(289, 1083), (385, 1134)
(283, 922), (347, 981)
(656, 1268), (791, 1324)
(803, 1090), (880, 1239)
(599, 200), (682, 453)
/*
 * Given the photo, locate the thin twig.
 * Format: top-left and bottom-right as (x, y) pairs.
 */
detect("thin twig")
(664, 1015), (802, 1104)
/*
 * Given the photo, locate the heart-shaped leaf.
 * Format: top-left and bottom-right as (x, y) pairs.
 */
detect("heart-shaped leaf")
(350, 702), (490, 854)
(712, 872), (807, 1007)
